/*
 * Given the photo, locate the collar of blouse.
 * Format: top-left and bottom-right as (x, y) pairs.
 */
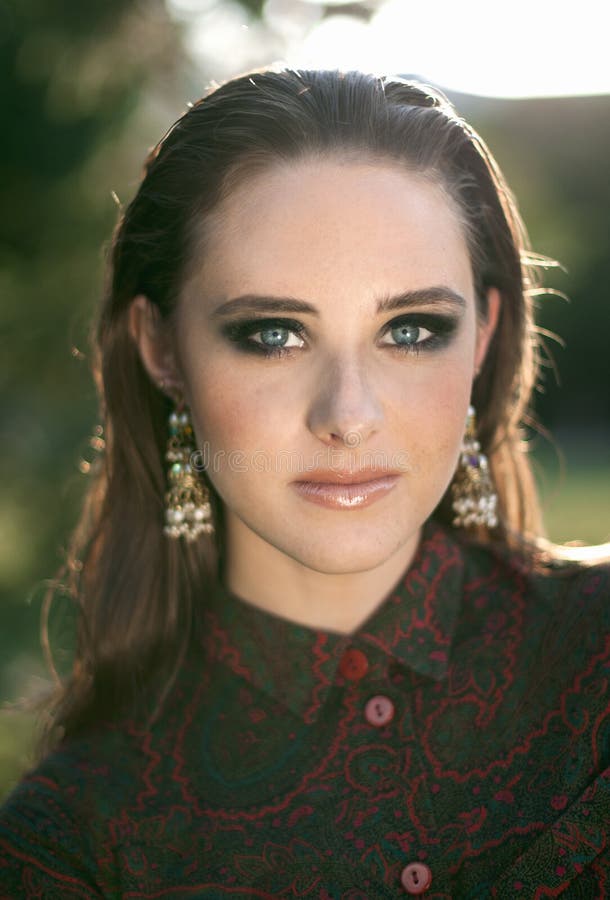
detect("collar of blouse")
(199, 518), (466, 724)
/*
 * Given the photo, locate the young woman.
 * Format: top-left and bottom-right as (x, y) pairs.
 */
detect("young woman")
(1, 67), (608, 898)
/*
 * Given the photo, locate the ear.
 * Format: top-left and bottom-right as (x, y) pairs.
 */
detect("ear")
(128, 295), (183, 395)
(474, 287), (501, 375)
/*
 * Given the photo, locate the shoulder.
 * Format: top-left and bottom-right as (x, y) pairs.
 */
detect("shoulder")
(0, 665), (202, 896)
(0, 739), (103, 897)
(456, 526), (610, 606)
(0, 715), (156, 897)
(454, 527), (610, 667)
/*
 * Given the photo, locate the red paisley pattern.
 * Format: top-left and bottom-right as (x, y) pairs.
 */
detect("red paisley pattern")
(1, 519), (609, 898)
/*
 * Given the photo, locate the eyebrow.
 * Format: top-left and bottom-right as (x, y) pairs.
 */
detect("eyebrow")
(211, 286), (467, 318)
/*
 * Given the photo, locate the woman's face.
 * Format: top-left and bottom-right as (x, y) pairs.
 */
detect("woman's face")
(158, 158), (498, 574)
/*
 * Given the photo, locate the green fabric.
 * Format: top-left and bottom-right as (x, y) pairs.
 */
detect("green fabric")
(1, 519), (609, 898)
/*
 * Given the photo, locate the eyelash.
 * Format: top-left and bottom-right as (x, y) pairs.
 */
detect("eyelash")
(221, 314), (459, 359)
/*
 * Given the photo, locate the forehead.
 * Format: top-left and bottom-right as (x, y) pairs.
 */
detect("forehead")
(185, 157), (474, 304)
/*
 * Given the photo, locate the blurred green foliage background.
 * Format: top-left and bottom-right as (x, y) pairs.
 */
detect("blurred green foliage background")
(1, 0), (609, 801)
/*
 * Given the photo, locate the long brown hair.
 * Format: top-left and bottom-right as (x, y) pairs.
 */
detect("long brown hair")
(40, 67), (553, 752)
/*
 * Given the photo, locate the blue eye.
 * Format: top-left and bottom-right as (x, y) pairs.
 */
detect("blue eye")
(388, 323), (429, 346)
(381, 314), (457, 354)
(222, 318), (306, 358)
(257, 325), (304, 351)
(260, 326), (285, 346)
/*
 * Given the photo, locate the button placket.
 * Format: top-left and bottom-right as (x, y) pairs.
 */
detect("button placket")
(337, 649), (440, 894)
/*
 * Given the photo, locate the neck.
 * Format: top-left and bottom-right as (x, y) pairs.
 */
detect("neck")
(221, 513), (422, 635)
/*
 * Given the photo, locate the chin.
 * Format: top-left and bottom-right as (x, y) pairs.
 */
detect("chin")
(278, 530), (415, 575)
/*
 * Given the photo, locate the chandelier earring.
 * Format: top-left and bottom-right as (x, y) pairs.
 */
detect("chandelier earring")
(451, 404), (498, 529)
(162, 393), (214, 541)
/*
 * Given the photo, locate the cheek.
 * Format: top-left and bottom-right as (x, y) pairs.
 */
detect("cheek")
(398, 366), (471, 478)
(185, 362), (281, 457)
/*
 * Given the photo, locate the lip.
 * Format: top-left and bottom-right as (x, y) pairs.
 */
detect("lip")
(294, 468), (399, 485)
(291, 474), (400, 510)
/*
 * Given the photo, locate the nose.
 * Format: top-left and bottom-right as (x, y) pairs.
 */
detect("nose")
(306, 356), (384, 449)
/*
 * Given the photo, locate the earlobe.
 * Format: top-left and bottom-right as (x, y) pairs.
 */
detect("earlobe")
(128, 295), (183, 394)
(475, 287), (501, 373)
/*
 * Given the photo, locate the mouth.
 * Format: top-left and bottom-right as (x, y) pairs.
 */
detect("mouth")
(294, 468), (400, 484)
(290, 474), (400, 510)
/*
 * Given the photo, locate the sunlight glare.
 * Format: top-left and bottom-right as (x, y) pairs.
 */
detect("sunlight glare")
(289, 0), (610, 98)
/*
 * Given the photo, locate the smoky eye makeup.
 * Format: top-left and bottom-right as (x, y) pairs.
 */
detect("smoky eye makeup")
(380, 312), (460, 353)
(219, 311), (462, 359)
(220, 317), (307, 358)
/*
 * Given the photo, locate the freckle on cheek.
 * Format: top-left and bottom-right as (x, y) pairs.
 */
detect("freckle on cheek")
(195, 396), (254, 450)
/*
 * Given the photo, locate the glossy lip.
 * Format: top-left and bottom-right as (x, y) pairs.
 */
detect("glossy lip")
(291, 474), (400, 510)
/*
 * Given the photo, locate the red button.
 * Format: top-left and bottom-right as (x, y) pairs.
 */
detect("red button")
(339, 648), (369, 680)
(364, 694), (395, 726)
(400, 862), (432, 894)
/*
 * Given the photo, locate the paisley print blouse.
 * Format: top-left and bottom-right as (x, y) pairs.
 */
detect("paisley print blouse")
(1, 519), (609, 898)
